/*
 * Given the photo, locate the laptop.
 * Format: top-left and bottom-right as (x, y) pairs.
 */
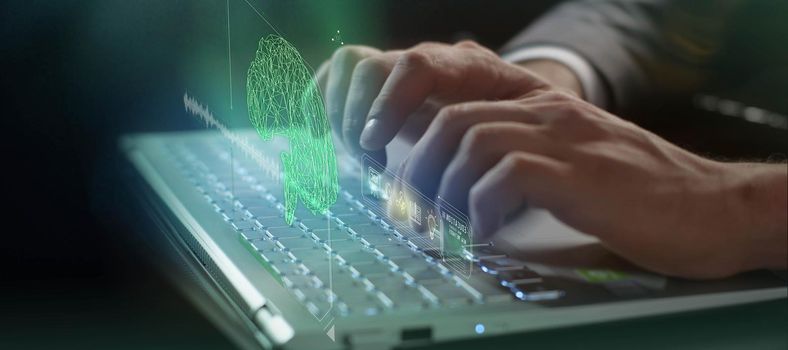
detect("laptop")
(120, 125), (786, 349)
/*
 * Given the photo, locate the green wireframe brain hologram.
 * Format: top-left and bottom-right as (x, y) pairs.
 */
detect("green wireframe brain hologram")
(247, 35), (338, 224)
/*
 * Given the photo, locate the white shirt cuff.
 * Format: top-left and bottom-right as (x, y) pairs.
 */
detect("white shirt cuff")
(501, 46), (608, 109)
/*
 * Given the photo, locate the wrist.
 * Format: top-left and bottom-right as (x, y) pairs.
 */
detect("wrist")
(723, 163), (788, 271)
(516, 59), (585, 99)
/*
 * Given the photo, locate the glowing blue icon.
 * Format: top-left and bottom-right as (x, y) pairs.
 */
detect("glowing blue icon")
(474, 323), (485, 334)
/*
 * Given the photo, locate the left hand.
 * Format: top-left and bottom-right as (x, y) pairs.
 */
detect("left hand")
(396, 89), (787, 279)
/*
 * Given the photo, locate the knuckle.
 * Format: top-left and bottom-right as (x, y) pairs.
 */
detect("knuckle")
(567, 114), (610, 140)
(342, 114), (365, 138)
(341, 119), (357, 138)
(327, 103), (343, 121)
(521, 87), (550, 99)
(434, 104), (467, 126)
(353, 57), (387, 80)
(468, 182), (488, 211)
(395, 50), (432, 71)
(555, 86), (582, 99)
(455, 40), (481, 49)
(564, 96), (588, 111)
(539, 89), (575, 103)
(412, 41), (444, 50)
(461, 124), (495, 152)
(432, 109), (455, 131)
(430, 104), (472, 143)
(573, 145), (608, 175)
(501, 153), (529, 174)
(332, 45), (366, 65)
(545, 102), (589, 133)
(434, 103), (478, 132)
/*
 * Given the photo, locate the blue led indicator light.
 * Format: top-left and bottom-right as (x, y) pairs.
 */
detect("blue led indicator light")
(475, 323), (485, 334)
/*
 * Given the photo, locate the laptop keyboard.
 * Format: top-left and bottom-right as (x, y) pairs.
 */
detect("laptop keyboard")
(166, 138), (563, 318)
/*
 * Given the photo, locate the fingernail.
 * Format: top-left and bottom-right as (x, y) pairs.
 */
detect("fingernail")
(360, 119), (380, 150)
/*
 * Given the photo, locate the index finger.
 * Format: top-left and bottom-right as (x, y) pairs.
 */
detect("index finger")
(359, 44), (546, 151)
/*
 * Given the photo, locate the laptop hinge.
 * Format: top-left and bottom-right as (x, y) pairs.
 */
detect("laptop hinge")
(253, 304), (295, 346)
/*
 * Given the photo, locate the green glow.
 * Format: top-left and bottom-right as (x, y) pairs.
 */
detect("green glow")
(575, 269), (630, 283)
(247, 35), (338, 225)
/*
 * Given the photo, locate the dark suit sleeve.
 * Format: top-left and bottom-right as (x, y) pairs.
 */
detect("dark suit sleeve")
(501, 0), (741, 116)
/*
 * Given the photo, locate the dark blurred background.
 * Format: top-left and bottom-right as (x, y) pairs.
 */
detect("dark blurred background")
(2, 1), (785, 349)
(1, 1), (557, 348)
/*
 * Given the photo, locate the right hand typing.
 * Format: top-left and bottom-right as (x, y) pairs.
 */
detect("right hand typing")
(314, 41), (555, 163)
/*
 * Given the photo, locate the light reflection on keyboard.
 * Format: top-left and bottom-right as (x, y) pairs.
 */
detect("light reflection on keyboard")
(166, 139), (561, 318)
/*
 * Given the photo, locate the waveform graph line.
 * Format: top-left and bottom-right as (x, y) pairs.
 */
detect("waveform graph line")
(183, 92), (282, 183)
(184, 92), (335, 324)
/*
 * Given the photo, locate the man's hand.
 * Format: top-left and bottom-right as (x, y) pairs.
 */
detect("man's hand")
(397, 90), (788, 279)
(315, 41), (554, 160)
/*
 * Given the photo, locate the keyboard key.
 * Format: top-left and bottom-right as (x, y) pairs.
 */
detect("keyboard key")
(295, 250), (333, 269)
(251, 238), (278, 252)
(221, 209), (250, 223)
(330, 203), (363, 216)
(450, 276), (484, 301)
(231, 220), (256, 232)
(292, 206), (327, 220)
(328, 273), (382, 309)
(375, 291), (394, 309)
(358, 232), (399, 246)
(265, 259), (300, 276)
(336, 215), (375, 226)
(347, 223), (386, 236)
(498, 268), (543, 287)
(388, 253), (432, 272)
(328, 239), (368, 253)
(350, 260), (394, 277)
(375, 243), (416, 258)
(212, 198), (238, 213)
(421, 248), (442, 261)
(345, 294), (384, 316)
(337, 249), (380, 265)
(510, 282), (565, 301)
(415, 285), (439, 305)
(252, 243), (292, 264)
(221, 188), (261, 200)
(472, 246), (506, 260)
(299, 288), (333, 317)
(307, 222), (347, 241)
(267, 226), (306, 239)
(461, 274), (513, 303)
(406, 266), (444, 282)
(302, 256), (341, 282)
(277, 237), (320, 251)
(245, 205), (280, 219)
(420, 281), (474, 307)
(387, 284), (428, 311)
(478, 257), (527, 274)
(253, 214), (291, 227)
(237, 228), (266, 241)
(282, 272), (315, 288)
